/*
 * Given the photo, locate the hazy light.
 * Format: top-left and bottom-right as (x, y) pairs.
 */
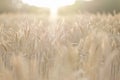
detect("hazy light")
(22, 0), (75, 17)
(84, 0), (92, 1)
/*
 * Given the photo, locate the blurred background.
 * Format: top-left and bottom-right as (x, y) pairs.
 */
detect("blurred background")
(0, 0), (120, 15)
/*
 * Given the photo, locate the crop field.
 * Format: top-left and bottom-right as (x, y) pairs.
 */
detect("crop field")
(0, 13), (120, 80)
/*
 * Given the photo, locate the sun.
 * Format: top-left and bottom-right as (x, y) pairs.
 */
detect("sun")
(22, 0), (75, 16)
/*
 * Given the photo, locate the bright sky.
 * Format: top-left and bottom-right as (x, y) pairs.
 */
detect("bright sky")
(22, 0), (76, 9)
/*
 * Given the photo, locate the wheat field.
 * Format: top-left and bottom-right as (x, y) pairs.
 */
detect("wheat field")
(0, 13), (120, 80)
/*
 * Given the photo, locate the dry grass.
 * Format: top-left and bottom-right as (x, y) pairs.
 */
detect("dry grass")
(0, 13), (120, 80)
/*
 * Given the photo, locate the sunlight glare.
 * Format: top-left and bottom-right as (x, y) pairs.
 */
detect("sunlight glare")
(22, 0), (76, 17)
